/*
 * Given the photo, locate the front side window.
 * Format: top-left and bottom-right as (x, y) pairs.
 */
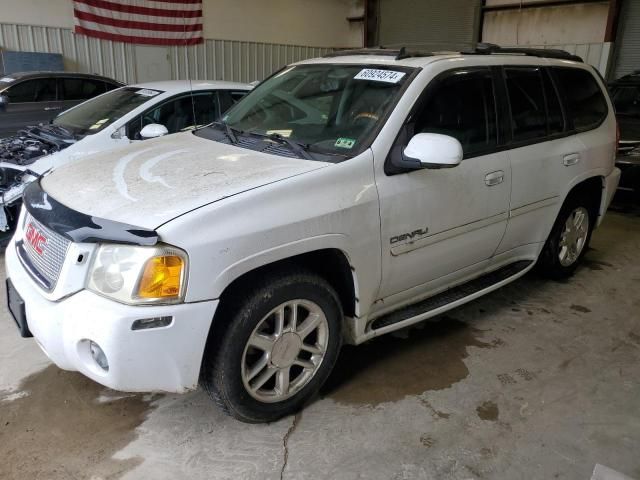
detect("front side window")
(553, 67), (608, 131)
(127, 92), (219, 139)
(200, 64), (414, 160)
(413, 69), (497, 156)
(52, 87), (162, 136)
(6, 78), (56, 103)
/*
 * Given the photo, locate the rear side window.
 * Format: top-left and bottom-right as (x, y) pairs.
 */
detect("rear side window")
(413, 69), (497, 156)
(62, 78), (106, 101)
(553, 67), (608, 131)
(505, 68), (547, 141)
(218, 90), (244, 114)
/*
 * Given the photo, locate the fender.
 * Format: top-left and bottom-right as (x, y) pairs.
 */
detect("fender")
(210, 234), (365, 318)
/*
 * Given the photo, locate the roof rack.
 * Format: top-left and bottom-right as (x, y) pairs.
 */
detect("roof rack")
(323, 44), (582, 63)
(323, 47), (431, 61)
(472, 43), (583, 62)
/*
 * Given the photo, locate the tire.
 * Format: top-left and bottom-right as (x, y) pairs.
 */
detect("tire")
(200, 269), (343, 423)
(537, 193), (595, 279)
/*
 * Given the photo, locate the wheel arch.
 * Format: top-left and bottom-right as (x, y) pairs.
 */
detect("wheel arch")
(210, 240), (359, 333)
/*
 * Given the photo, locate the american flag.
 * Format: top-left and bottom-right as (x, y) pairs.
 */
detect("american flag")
(73, 0), (203, 46)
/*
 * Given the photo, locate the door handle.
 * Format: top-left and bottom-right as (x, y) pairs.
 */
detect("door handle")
(44, 106), (61, 111)
(563, 153), (580, 166)
(485, 170), (504, 186)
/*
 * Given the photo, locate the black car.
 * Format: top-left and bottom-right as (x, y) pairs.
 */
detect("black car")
(0, 71), (123, 138)
(610, 70), (640, 199)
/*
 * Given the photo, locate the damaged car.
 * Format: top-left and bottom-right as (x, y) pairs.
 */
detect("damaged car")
(609, 70), (640, 200)
(0, 80), (251, 242)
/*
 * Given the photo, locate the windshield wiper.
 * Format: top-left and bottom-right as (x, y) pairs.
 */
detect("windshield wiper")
(212, 121), (242, 144)
(262, 133), (313, 160)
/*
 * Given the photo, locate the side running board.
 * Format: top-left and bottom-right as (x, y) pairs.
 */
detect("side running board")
(370, 260), (534, 331)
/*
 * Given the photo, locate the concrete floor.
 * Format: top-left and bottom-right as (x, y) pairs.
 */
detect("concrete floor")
(1, 205), (639, 480)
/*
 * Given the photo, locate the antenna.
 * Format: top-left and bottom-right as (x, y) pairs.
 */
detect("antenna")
(182, 11), (197, 129)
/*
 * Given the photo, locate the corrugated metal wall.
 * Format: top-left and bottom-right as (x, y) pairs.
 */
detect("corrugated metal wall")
(0, 22), (333, 84)
(503, 42), (612, 75)
(610, 0), (640, 80)
(377, 0), (482, 51)
(170, 40), (332, 82)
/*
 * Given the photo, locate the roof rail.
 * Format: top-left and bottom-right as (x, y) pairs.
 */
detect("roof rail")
(472, 43), (583, 62)
(323, 47), (431, 61)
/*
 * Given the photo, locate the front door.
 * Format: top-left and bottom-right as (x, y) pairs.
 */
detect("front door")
(375, 68), (511, 303)
(0, 77), (61, 137)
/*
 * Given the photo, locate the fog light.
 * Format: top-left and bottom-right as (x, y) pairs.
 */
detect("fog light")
(89, 341), (109, 371)
(131, 316), (173, 331)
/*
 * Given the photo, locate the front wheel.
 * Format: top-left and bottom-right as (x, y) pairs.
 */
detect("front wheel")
(200, 270), (343, 423)
(537, 195), (594, 279)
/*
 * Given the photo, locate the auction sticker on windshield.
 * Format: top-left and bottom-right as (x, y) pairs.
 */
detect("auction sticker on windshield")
(136, 89), (160, 97)
(354, 69), (405, 83)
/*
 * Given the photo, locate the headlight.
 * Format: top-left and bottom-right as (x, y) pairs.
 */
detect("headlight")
(87, 244), (188, 305)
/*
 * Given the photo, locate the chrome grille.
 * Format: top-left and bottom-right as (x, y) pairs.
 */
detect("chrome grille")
(21, 212), (70, 290)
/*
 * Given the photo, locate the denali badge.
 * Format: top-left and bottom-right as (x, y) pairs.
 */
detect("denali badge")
(390, 227), (429, 245)
(25, 223), (47, 255)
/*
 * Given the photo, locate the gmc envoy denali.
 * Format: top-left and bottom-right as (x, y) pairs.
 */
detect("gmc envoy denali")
(5, 45), (620, 422)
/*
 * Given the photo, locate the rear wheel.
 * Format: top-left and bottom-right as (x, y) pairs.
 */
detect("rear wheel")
(537, 195), (594, 279)
(200, 270), (342, 423)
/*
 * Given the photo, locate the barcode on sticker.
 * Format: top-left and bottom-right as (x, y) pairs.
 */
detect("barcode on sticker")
(354, 69), (405, 83)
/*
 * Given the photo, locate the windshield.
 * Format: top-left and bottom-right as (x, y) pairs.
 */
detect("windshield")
(52, 87), (163, 135)
(611, 85), (640, 117)
(199, 63), (414, 160)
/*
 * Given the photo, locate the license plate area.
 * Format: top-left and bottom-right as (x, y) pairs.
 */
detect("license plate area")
(6, 278), (32, 337)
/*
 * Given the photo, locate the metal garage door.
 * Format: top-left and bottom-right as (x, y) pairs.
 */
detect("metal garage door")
(611, 0), (640, 80)
(378, 0), (481, 51)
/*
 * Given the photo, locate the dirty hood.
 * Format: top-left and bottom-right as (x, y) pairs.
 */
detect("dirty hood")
(40, 132), (329, 229)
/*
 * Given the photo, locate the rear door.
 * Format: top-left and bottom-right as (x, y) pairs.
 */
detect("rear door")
(495, 66), (599, 255)
(0, 77), (60, 137)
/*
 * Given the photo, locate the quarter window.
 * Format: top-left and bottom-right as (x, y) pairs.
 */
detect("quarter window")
(553, 67), (608, 131)
(413, 69), (497, 156)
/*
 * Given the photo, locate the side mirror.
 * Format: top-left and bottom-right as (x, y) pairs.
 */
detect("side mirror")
(140, 123), (168, 139)
(0, 94), (9, 110)
(398, 133), (463, 169)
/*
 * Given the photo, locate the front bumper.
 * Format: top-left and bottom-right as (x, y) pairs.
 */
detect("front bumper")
(6, 241), (218, 393)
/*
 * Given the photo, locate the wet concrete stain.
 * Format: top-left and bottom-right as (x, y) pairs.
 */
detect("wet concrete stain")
(323, 317), (495, 405)
(583, 258), (613, 271)
(570, 304), (592, 313)
(476, 401), (499, 421)
(0, 366), (159, 480)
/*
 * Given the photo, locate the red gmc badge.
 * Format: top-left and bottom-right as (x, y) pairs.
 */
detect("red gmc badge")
(25, 223), (47, 255)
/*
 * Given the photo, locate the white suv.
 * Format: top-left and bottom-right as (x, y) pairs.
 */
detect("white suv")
(5, 46), (620, 423)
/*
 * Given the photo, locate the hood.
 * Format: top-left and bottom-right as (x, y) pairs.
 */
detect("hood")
(41, 132), (329, 229)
